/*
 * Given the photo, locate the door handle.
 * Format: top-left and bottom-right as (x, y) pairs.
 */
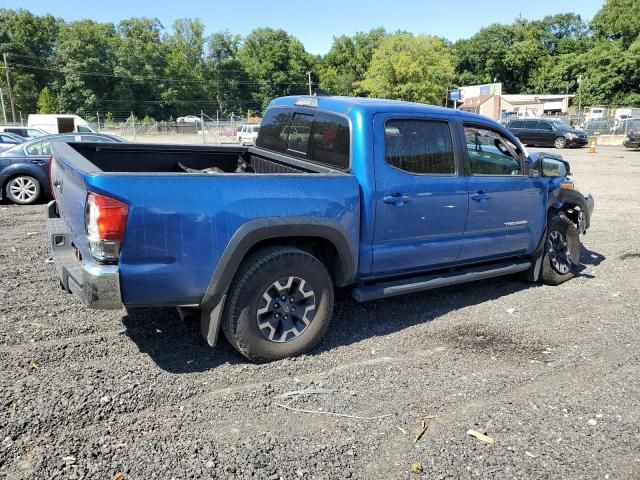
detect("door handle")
(383, 193), (411, 205)
(31, 159), (46, 165)
(470, 191), (492, 201)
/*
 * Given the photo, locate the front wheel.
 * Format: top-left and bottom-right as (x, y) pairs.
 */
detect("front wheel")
(5, 175), (41, 205)
(541, 214), (581, 285)
(554, 136), (567, 149)
(222, 246), (334, 363)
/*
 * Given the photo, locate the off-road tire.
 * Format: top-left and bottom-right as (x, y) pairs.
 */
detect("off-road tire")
(541, 213), (581, 285)
(222, 246), (334, 363)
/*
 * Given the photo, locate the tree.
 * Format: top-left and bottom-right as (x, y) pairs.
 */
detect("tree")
(161, 18), (207, 118)
(321, 28), (386, 95)
(0, 9), (59, 114)
(239, 28), (313, 111)
(592, 0), (640, 48)
(454, 15), (590, 94)
(54, 20), (117, 115)
(205, 31), (250, 115)
(358, 33), (454, 105)
(111, 18), (167, 118)
(36, 86), (56, 112)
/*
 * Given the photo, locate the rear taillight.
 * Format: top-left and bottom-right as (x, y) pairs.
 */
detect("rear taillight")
(85, 192), (129, 262)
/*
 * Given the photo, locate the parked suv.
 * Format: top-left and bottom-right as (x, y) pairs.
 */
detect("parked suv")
(237, 124), (260, 145)
(622, 119), (640, 149)
(507, 119), (588, 149)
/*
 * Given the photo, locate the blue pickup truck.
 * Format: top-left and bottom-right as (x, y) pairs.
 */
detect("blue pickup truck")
(47, 96), (594, 362)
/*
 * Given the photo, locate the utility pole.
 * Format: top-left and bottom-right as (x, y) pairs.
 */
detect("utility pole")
(307, 71), (313, 96)
(3, 53), (16, 124)
(201, 110), (206, 144)
(577, 75), (583, 127)
(0, 88), (6, 124)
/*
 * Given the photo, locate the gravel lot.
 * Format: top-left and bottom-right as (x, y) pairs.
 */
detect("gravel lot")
(1, 146), (639, 480)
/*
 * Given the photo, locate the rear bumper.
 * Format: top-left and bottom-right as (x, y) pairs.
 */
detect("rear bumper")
(47, 200), (123, 310)
(623, 140), (640, 149)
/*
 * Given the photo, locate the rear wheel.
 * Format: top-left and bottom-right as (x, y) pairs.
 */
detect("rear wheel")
(541, 213), (581, 285)
(222, 246), (334, 363)
(5, 175), (41, 205)
(554, 136), (567, 149)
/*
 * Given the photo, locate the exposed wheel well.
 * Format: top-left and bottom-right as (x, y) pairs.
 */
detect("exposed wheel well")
(550, 204), (583, 232)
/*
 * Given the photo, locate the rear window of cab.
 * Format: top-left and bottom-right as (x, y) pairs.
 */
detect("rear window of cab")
(256, 108), (350, 170)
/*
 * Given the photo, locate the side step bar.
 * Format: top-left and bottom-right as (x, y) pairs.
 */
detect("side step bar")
(351, 260), (531, 302)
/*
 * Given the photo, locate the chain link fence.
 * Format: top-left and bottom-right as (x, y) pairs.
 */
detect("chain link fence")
(84, 111), (257, 145)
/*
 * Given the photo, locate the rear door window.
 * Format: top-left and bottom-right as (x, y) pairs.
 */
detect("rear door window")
(25, 140), (51, 156)
(509, 120), (524, 129)
(385, 119), (455, 175)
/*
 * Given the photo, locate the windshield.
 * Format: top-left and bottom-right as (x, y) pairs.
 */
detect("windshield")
(627, 120), (640, 131)
(547, 119), (572, 129)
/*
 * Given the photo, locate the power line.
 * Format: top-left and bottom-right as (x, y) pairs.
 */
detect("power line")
(11, 61), (314, 87)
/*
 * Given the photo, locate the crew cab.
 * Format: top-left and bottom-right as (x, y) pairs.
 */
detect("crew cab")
(47, 96), (594, 363)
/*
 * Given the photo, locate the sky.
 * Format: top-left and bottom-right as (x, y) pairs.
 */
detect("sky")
(9, 0), (605, 55)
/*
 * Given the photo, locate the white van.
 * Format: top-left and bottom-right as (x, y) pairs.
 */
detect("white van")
(27, 114), (96, 134)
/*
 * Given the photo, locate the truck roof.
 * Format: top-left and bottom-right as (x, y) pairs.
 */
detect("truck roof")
(269, 95), (485, 122)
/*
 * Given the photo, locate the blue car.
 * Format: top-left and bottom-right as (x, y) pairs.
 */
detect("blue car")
(0, 133), (124, 204)
(47, 96), (594, 363)
(0, 132), (26, 152)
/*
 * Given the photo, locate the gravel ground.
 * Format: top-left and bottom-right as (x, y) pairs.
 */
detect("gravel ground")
(0, 146), (639, 480)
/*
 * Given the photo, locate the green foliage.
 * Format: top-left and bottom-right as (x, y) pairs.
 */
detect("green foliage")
(111, 18), (167, 118)
(358, 34), (454, 105)
(239, 28), (313, 110)
(454, 15), (591, 94)
(161, 18), (207, 118)
(592, 0), (640, 47)
(205, 31), (249, 114)
(54, 20), (118, 115)
(36, 86), (57, 113)
(0, 9), (59, 114)
(0, 3), (638, 119)
(322, 28), (386, 95)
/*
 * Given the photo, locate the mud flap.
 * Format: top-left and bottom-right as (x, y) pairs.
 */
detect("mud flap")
(200, 295), (226, 347)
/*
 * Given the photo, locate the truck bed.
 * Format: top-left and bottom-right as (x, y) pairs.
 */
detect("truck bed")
(69, 142), (339, 175)
(49, 141), (360, 307)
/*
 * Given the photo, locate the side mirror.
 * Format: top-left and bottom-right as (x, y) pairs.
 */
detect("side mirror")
(541, 157), (567, 177)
